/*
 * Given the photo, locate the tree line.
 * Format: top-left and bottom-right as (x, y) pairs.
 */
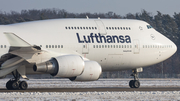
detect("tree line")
(0, 9), (180, 78)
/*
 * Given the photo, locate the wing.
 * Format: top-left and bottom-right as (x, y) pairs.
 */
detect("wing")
(4, 32), (42, 62)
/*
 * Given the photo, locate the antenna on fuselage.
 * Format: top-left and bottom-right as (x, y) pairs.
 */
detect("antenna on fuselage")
(86, 16), (89, 19)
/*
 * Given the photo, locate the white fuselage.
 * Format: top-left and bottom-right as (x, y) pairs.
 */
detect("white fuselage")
(0, 19), (177, 72)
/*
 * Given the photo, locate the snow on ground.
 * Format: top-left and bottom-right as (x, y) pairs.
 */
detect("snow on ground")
(0, 91), (180, 101)
(0, 78), (180, 100)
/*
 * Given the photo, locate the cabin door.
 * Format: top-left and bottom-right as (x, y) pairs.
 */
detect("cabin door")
(82, 43), (89, 54)
(133, 39), (140, 54)
(95, 20), (107, 35)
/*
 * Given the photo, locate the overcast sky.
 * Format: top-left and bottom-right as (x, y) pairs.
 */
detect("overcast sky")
(0, 0), (179, 16)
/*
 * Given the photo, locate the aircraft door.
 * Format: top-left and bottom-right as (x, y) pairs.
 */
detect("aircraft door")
(82, 43), (89, 54)
(95, 20), (107, 35)
(133, 39), (140, 54)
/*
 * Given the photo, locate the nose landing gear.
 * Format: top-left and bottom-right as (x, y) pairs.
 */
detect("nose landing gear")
(129, 68), (142, 88)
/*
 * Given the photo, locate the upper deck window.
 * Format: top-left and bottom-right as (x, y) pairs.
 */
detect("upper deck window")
(147, 25), (153, 29)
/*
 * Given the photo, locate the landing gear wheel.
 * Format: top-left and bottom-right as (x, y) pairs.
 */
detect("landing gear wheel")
(129, 80), (134, 88)
(12, 81), (19, 90)
(6, 80), (13, 90)
(133, 80), (140, 88)
(19, 81), (28, 90)
(129, 69), (141, 88)
(6, 70), (29, 90)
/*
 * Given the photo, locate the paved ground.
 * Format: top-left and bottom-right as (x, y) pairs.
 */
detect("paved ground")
(0, 87), (180, 92)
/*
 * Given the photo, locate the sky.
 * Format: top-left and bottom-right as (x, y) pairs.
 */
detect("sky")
(0, 0), (180, 16)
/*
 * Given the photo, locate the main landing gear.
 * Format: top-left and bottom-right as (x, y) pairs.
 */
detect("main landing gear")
(129, 68), (143, 88)
(6, 70), (28, 90)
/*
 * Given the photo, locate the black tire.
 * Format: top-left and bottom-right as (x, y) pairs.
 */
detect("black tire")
(12, 81), (19, 90)
(6, 80), (13, 90)
(129, 80), (134, 88)
(19, 81), (28, 90)
(133, 80), (140, 88)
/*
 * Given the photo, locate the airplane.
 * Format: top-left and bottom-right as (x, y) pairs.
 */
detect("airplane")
(0, 18), (177, 90)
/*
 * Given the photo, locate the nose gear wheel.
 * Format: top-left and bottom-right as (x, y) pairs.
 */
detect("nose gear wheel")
(129, 69), (140, 88)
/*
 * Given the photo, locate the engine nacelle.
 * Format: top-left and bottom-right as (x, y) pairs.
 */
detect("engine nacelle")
(33, 55), (85, 77)
(69, 61), (102, 81)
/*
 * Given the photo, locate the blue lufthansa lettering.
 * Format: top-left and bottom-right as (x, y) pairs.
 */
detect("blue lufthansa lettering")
(76, 33), (131, 43)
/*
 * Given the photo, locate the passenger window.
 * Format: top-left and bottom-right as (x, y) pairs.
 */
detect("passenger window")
(123, 27), (125, 30)
(99, 45), (101, 48)
(106, 27), (108, 30)
(124, 45), (126, 48)
(89, 27), (91, 29)
(109, 27), (111, 30)
(61, 45), (63, 48)
(65, 27), (67, 29)
(52, 45), (54, 48)
(119, 45), (121, 48)
(113, 45), (115, 48)
(92, 27), (94, 29)
(127, 45), (129, 48)
(95, 27), (97, 29)
(116, 45), (118, 48)
(80, 27), (82, 29)
(115, 27), (117, 30)
(93, 45), (95, 48)
(55, 45), (57, 48)
(68, 27), (70, 29)
(105, 45), (107, 48)
(49, 45), (51, 48)
(74, 27), (76, 29)
(108, 45), (110, 48)
(102, 45), (104, 48)
(118, 27), (120, 30)
(77, 27), (79, 29)
(112, 27), (114, 30)
(46, 45), (48, 48)
(83, 27), (85, 29)
(111, 45), (113, 48)
(83, 45), (85, 48)
(71, 27), (73, 29)
(58, 45), (60, 48)
(86, 27), (88, 29)
(96, 45), (98, 48)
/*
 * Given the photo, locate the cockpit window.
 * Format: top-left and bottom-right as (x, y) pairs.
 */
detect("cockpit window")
(147, 25), (153, 29)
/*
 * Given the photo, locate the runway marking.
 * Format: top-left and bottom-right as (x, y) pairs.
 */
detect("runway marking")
(0, 87), (180, 92)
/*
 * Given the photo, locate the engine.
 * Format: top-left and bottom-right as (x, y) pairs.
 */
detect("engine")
(69, 61), (102, 81)
(33, 55), (85, 77)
